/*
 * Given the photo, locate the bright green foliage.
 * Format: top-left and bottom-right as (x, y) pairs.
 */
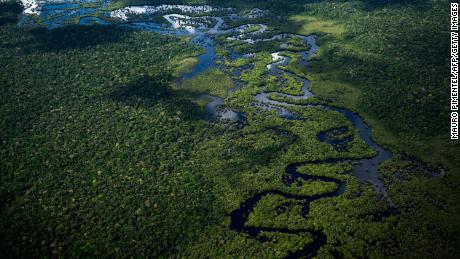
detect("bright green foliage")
(175, 68), (234, 98)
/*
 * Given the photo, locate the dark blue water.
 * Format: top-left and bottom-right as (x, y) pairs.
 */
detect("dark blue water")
(181, 36), (217, 81)
(79, 16), (111, 25)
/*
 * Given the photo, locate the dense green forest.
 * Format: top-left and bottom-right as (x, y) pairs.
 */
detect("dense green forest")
(1, 0), (459, 258)
(110, 0), (457, 167)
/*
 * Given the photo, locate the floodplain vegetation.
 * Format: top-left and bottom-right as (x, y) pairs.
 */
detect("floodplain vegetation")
(0, 0), (459, 258)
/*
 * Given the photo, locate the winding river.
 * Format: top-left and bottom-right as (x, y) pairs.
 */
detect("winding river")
(227, 33), (393, 258)
(19, 2), (394, 257)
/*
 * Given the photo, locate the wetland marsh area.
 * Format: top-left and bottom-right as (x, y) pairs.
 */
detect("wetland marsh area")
(0, 0), (459, 258)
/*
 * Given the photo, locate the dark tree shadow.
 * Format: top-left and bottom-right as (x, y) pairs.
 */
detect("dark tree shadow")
(0, 1), (22, 25)
(1, 1), (129, 52)
(110, 75), (172, 101)
(19, 25), (128, 52)
(360, 0), (432, 11)
(109, 75), (204, 120)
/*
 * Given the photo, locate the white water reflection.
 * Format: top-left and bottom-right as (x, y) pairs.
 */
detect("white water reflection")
(20, 0), (40, 15)
(110, 4), (233, 21)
